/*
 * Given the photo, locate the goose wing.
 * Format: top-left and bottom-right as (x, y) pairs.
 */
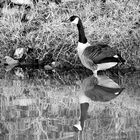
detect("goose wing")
(83, 44), (118, 64)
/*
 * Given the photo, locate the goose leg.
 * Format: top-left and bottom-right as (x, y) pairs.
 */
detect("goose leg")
(73, 103), (89, 132)
(93, 70), (98, 77)
(73, 95), (90, 132)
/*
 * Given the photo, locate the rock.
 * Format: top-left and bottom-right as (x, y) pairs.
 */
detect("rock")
(44, 65), (53, 70)
(2, 56), (19, 65)
(14, 48), (25, 60)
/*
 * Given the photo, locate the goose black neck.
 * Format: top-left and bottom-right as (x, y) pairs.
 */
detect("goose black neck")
(77, 19), (87, 44)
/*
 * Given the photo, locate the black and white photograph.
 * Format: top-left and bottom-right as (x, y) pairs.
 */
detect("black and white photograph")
(0, 0), (140, 139)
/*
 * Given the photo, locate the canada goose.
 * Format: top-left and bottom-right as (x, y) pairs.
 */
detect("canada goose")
(73, 74), (124, 131)
(66, 16), (125, 76)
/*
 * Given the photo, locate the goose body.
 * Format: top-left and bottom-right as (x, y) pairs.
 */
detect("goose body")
(69, 16), (125, 75)
(79, 43), (124, 72)
(73, 74), (124, 131)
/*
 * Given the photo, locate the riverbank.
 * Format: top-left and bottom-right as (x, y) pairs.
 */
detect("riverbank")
(0, 0), (140, 69)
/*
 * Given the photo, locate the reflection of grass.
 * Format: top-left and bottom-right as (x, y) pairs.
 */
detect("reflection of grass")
(1, 73), (140, 139)
(0, 0), (140, 67)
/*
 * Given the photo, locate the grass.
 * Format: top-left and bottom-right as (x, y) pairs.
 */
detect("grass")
(1, 2), (140, 139)
(0, 0), (140, 68)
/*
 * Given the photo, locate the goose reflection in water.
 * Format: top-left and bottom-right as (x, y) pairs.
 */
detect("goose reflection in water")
(73, 74), (125, 132)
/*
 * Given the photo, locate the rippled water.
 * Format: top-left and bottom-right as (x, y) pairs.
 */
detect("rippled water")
(0, 66), (140, 140)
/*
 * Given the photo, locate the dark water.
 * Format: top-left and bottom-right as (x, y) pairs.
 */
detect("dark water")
(0, 65), (140, 140)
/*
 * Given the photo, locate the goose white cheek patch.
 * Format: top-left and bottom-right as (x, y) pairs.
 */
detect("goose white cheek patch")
(71, 17), (79, 24)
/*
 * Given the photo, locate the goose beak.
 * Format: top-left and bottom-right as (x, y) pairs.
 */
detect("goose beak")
(62, 18), (70, 23)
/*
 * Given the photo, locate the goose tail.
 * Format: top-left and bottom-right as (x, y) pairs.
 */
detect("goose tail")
(115, 88), (125, 95)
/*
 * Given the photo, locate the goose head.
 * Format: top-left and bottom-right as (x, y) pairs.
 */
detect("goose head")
(68, 15), (80, 25)
(63, 15), (80, 24)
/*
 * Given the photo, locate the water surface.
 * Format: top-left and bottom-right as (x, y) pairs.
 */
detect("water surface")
(0, 66), (140, 140)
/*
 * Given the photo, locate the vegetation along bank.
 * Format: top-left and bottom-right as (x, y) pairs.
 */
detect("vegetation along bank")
(0, 0), (140, 71)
